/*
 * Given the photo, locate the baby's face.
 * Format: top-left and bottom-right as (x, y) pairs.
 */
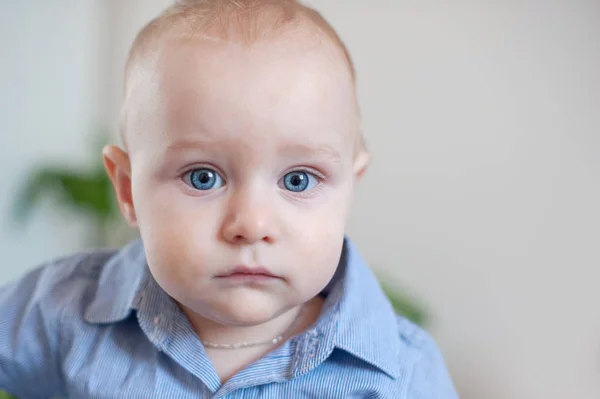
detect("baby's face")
(124, 36), (363, 326)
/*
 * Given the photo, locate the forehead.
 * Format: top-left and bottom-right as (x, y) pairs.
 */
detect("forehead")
(126, 35), (358, 157)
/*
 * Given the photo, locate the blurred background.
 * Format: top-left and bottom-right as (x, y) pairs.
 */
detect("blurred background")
(1, 1), (599, 398)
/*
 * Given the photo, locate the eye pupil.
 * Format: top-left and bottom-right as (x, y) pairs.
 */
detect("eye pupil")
(199, 171), (211, 184)
(290, 174), (303, 186)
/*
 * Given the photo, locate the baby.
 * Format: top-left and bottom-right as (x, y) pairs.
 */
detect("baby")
(0, 1), (458, 398)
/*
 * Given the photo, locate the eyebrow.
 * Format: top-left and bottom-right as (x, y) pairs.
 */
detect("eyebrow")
(278, 142), (342, 162)
(165, 137), (342, 161)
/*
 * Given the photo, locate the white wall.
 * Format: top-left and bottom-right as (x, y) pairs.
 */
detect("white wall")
(2, 1), (599, 398)
(0, 0), (110, 282)
(327, 2), (600, 398)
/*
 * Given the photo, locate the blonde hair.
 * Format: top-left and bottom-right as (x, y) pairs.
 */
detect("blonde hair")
(121, 0), (364, 151)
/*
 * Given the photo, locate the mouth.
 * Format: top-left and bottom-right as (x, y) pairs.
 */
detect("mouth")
(215, 266), (280, 282)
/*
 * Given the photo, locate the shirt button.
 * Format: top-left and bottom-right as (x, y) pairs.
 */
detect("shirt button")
(153, 316), (161, 326)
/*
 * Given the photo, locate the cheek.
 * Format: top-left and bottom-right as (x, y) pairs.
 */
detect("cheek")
(132, 173), (219, 242)
(284, 189), (351, 296)
(130, 175), (221, 294)
(286, 182), (353, 238)
(291, 230), (344, 299)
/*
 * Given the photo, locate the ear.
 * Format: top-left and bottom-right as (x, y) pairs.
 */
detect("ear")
(353, 150), (369, 181)
(102, 145), (138, 228)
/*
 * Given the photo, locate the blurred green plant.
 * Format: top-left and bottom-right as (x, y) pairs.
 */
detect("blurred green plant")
(0, 392), (16, 399)
(13, 133), (120, 247)
(12, 132), (427, 325)
(380, 282), (427, 326)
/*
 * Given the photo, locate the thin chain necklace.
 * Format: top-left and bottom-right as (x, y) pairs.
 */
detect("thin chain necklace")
(201, 306), (305, 350)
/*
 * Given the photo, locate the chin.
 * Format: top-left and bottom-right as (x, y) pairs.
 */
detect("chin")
(208, 294), (290, 327)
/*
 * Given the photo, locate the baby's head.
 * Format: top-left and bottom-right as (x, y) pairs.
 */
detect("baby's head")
(104, 0), (369, 327)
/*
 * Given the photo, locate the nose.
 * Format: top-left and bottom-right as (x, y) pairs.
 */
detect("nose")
(221, 188), (278, 245)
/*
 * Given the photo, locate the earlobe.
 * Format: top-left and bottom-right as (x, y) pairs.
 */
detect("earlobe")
(353, 150), (369, 181)
(102, 145), (138, 228)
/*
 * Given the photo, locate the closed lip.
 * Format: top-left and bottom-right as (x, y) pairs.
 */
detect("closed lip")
(216, 266), (279, 279)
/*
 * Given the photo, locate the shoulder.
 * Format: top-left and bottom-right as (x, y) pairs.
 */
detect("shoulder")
(1, 248), (118, 322)
(395, 316), (441, 355)
(395, 316), (459, 399)
(0, 249), (119, 396)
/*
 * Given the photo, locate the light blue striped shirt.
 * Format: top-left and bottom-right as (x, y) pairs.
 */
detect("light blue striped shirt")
(0, 239), (458, 398)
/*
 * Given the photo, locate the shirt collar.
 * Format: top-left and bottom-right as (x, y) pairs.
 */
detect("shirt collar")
(84, 238), (401, 378)
(307, 238), (401, 379)
(84, 239), (147, 323)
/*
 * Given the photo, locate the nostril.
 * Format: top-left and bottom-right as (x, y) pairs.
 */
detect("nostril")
(232, 235), (245, 243)
(232, 235), (272, 244)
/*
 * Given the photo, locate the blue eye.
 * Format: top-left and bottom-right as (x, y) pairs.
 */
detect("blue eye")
(281, 171), (318, 192)
(185, 168), (224, 191)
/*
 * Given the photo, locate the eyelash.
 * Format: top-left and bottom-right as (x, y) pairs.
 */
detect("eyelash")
(286, 167), (325, 181)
